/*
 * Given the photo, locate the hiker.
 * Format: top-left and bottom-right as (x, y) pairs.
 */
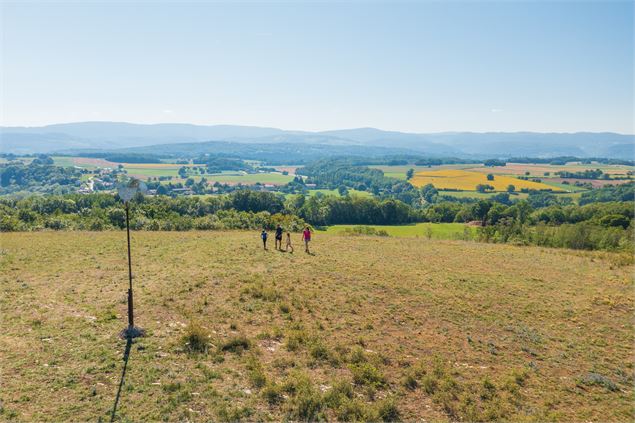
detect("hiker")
(275, 224), (283, 250)
(261, 229), (268, 250)
(285, 231), (294, 253)
(302, 226), (312, 253)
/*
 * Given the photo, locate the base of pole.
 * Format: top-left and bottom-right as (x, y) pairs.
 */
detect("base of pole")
(119, 326), (145, 339)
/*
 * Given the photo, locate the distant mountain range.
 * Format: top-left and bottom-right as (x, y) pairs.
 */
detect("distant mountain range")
(1, 121), (633, 159)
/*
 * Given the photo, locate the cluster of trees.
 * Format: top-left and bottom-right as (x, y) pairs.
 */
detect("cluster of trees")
(288, 194), (420, 226)
(508, 157), (635, 166)
(1, 183), (633, 251)
(0, 192), (305, 232)
(77, 153), (162, 163)
(298, 159), (389, 191)
(413, 158), (478, 166)
(476, 184), (495, 193)
(0, 190), (421, 232)
(422, 194), (632, 226)
(296, 159), (423, 204)
(478, 220), (631, 251)
(191, 156), (253, 173)
(483, 159), (506, 167)
(555, 169), (607, 179)
(579, 183), (635, 205)
(428, 198), (633, 251)
(0, 160), (85, 195)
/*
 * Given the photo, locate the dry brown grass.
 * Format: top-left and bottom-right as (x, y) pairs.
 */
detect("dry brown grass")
(0, 231), (632, 421)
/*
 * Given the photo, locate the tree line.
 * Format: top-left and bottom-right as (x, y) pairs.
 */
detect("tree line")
(1, 187), (633, 251)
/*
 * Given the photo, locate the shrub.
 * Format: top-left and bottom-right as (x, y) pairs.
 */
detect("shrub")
(283, 372), (326, 421)
(309, 341), (330, 361)
(335, 399), (369, 421)
(262, 382), (283, 405)
(181, 321), (210, 353)
(285, 329), (308, 351)
(577, 372), (618, 392)
(286, 387), (325, 421)
(348, 346), (367, 364)
(323, 380), (354, 407)
(403, 374), (418, 390)
(342, 226), (390, 237)
(374, 397), (400, 422)
(246, 356), (267, 388)
(349, 363), (386, 388)
(220, 335), (250, 354)
(422, 375), (438, 394)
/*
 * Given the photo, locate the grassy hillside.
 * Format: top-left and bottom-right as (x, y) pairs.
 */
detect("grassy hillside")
(0, 232), (632, 421)
(324, 223), (474, 239)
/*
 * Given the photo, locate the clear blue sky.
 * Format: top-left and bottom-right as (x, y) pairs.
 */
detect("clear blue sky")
(1, 1), (633, 133)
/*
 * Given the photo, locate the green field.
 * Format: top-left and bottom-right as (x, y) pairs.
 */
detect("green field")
(125, 167), (181, 177)
(1, 231), (632, 421)
(204, 172), (294, 185)
(308, 189), (372, 197)
(325, 223), (475, 239)
(539, 179), (589, 192)
(51, 156), (79, 167)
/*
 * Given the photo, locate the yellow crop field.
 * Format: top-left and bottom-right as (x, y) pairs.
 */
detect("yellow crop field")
(410, 169), (564, 192)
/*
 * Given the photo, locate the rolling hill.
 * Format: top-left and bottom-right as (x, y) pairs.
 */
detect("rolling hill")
(1, 122), (633, 159)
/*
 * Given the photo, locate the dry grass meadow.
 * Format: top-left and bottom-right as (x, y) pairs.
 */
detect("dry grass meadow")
(0, 231), (633, 422)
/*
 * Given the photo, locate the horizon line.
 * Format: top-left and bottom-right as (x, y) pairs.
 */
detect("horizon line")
(1, 120), (633, 136)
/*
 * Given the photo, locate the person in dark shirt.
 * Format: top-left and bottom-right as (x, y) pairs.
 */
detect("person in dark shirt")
(274, 225), (283, 250)
(261, 229), (268, 250)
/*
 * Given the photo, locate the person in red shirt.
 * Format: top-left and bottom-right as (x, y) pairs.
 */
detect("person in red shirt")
(302, 226), (312, 254)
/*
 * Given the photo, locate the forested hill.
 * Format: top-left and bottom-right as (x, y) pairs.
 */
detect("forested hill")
(63, 141), (421, 164)
(2, 122), (633, 158)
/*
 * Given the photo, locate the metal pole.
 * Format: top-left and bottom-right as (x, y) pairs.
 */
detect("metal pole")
(125, 202), (134, 329)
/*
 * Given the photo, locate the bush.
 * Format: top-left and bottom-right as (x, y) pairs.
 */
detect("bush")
(181, 321), (210, 353)
(262, 382), (283, 405)
(0, 215), (21, 232)
(577, 372), (618, 392)
(285, 328), (308, 351)
(349, 363), (386, 388)
(342, 226), (390, 236)
(283, 372), (326, 421)
(334, 399), (369, 421)
(246, 356), (267, 388)
(220, 335), (250, 354)
(403, 374), (418, 390)
(309, 341), (330, 361)
(422, 375), (438, 394)
(374, 397), (400, 422)
(324, 380), (354, 407)
(599, 214), (631, 229)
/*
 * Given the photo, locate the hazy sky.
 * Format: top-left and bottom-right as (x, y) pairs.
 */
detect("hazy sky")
(1, 1), (633, 133)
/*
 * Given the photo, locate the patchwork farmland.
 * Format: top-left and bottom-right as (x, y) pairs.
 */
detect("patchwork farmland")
(410, 169), (563, 192)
